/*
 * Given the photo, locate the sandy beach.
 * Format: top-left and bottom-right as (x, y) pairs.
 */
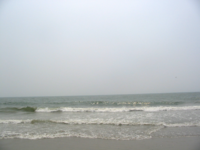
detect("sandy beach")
(0, 136), (200, 150)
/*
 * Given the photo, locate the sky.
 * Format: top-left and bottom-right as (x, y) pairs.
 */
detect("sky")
(0, 0), (200, 97)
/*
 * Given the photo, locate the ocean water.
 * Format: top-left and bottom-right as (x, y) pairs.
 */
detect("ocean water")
(0, 92), (200, 140)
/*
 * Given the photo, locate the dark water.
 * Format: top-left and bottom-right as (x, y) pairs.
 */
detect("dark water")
(0, 92), (200, 140)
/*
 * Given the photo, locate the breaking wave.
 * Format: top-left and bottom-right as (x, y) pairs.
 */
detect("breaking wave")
(1, 105), (200, 113)
(36, 106), (200, 112)
(0, 119), (200, 127)
(0, 106), (37, 113)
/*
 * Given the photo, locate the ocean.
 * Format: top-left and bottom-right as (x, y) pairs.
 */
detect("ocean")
(0, 92), (200, 140)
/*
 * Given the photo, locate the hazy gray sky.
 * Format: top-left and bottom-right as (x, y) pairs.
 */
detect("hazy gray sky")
(0, 0), (200, 97)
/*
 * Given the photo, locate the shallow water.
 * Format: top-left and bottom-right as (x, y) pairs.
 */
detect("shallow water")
(0, 92), (200, 140)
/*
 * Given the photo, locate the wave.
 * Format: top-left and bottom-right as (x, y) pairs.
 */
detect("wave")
(0, 100), (185, 107)
(59, 101), (188, 107)
(0, 106), (37, 113)
(0, 119), (31, 124)
(36, 106), (200, 112)
(1, 105), (200, 113)
(65, 101), (184, 107)
(0, 119), (200, 127)
(0, 131), (152, 140)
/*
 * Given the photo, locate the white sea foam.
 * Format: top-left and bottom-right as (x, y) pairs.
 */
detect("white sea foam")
(52, 120), (200, 127)
(0, 132), (152, 140)
(0, 119), (31, 124)
(35, 105), (200, 113)
(0, 130), (152, 140)
(1, 93), (200, 140)
(162, 123), (200, 127)
(1, 119), (200, 127)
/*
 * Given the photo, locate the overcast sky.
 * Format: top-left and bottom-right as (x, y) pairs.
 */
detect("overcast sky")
(0, 0), (200, 97)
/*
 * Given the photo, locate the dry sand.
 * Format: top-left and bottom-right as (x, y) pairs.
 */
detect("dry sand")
(0, 136), (200, 150)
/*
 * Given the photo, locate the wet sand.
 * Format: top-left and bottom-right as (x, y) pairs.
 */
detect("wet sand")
(0, 136), (200, 150)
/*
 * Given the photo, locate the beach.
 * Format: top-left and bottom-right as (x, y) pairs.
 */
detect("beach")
(1, 93), (200, 149)
(1, 0), (200, 149)
(1, 136), (200, 150)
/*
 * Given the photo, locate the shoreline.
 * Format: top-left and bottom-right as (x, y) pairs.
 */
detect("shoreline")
(1, 136), (200, 150)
